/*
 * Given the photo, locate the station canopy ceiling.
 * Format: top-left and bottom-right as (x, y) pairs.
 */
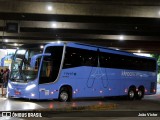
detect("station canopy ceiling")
(1, 0), (160, 53)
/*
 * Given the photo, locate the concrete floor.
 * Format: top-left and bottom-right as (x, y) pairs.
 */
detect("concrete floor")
(0, 84), (160, 119)
(0, 84), (159, 111)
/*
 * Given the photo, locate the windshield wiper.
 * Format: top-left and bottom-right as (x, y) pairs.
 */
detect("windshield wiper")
(10, 78), (15, 81)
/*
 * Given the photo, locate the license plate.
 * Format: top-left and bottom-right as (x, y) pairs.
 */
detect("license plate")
(15, 91), (21, 95)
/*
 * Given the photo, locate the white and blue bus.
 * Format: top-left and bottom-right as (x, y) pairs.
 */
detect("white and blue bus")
(7, 42), (157, 101)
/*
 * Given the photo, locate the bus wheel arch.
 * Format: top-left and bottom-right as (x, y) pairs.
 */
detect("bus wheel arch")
(128, 85), (136, 100)
(59, 85), (72, 102)
(136, 86), (144, 100)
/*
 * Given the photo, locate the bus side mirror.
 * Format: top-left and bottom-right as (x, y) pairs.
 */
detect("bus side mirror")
(30, 53), (51, 68)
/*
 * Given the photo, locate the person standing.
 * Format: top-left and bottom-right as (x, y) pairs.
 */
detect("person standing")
(3, 68), (9, 88)
(0, 69), (4, 84)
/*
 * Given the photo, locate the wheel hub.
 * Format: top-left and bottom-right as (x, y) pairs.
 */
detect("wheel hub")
(60, 92), (68, 101)
(129, 91), (134, 98)
(138, 91), (142, 97)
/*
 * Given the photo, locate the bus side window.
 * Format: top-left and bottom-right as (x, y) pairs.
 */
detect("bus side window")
(63, 47), (82, 68)
(63, 47), (98, 68)
(82, 50), (97, 67)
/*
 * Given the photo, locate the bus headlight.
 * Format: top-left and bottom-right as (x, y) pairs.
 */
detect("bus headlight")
(25, 84), (36, 91)
(8, 83), (13, 89)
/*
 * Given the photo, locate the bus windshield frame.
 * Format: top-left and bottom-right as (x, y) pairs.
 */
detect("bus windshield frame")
(10, 48), (42, 82)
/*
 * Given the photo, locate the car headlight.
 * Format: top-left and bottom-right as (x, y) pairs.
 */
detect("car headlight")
(25, 84), (36, 91)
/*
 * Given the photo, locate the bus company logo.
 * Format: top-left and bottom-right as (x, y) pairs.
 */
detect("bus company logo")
(121, 70), (138, 77)
(64, 72), (77, 76)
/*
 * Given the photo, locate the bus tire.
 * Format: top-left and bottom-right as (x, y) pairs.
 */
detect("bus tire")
(128, 89), (135, 100)
(59, 90), (70, 102)
(136, 89), (144, 100)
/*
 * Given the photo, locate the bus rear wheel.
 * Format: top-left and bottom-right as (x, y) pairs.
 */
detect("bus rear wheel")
(128, 89), (135, 100)
(59, 90), (70, 102)
(136, 89), (144, 100)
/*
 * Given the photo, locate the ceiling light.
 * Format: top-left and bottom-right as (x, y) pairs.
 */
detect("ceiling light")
(14, 43), (18, 46)
(40, 45), (44, 49)
(50, 41), (55, 44)
(52, 23), (57, 28)
(4, 39), (8, 42)
(57, 40), (61, 44)
(138, 50), (141, 53)
(135, 26), (138, 30)
(119, 35), (124, 40)
(47, 5), (53, 11)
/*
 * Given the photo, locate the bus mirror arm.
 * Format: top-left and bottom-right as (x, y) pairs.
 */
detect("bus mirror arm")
(30, 53), (51, 68)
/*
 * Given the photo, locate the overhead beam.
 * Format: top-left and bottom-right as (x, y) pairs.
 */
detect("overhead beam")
(2, 0), (160, 6)
(1, 38), (160, 53)
(1, 32), (160, 41)
(1, 16), (160, 37)
(0, 1), (160, 18)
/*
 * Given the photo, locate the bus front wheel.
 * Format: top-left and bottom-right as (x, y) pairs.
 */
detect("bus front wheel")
(128, 89), (135, 100)
(59, 90), (70, 102)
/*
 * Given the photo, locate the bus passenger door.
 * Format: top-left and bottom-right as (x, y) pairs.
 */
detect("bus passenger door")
(38, 56), (54, 99)
(38, 46), (63, 99)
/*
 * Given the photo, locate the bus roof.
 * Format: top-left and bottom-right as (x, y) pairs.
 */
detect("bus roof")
(19, 42), (155, 61)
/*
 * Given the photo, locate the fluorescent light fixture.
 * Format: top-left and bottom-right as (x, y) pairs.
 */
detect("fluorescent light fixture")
(47, 5), (53, 11)
(25, 84), (36, 91)
(57, 40), (61, 44)
(119, 35), (124, 40)
(50, 41), (54, 43)
(5, 39), (8, 42)
(138, 50), (141, 53)
(52, 22), (57, 28)
(14, 43), (18, 46)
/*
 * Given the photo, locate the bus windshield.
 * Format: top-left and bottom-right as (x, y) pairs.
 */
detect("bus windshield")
(10, 49), (42, 82)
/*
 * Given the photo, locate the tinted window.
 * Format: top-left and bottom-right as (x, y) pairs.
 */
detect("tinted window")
(39, 46), (63, 84)
(63, 47), (98, 68)
(63, 47), (156, 72)
(100, 52), (156, 72)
